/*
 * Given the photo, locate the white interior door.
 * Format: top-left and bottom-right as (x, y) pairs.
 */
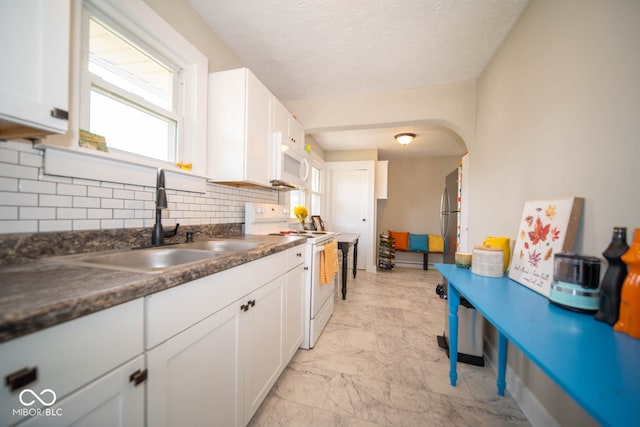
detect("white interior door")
(327, 161), (375, 272)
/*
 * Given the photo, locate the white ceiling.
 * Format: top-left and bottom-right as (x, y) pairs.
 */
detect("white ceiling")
(188, 0), (528, 158)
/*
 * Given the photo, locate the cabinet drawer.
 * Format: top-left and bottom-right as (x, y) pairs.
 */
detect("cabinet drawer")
(0, 299), (143, 426)
(145, 251), (287, 350)
(287, 245), (306, 270)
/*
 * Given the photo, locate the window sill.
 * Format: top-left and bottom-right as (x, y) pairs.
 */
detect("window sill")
(37, 143), (207, 193)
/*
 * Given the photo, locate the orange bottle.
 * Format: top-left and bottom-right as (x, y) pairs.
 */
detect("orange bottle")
(614, 228), (640, 339)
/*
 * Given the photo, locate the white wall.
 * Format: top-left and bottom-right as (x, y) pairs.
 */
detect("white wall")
(471, 1), (640, 426)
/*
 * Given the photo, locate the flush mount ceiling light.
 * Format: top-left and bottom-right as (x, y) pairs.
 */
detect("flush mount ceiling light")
(394, 133), (416, 145)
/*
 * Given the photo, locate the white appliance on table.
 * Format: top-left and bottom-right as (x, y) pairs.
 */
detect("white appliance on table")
(245, 203), (337, 349)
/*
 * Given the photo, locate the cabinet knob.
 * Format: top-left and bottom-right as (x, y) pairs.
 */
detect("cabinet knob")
(5, 367), (38, 392)
(304, 267), (309, 271)
(297, 252), (302, 257)
(129, 369), (148, 386)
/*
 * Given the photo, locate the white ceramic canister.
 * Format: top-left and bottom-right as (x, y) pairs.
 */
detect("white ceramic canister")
(472, 246), (504, 277)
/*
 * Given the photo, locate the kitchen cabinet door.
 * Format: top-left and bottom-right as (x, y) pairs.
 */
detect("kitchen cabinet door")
(284, 263), (305, 361)
(17, 356), (145, 427)
(287, 116), (306, 155)
(242, 275), (285, 423)
(146, 301), (242, 427)
(0, 0), (70, 139)
(208, 68), (271, 187)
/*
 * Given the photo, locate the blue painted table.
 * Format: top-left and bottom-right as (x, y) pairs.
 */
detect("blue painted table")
(436, 263), (640, 427)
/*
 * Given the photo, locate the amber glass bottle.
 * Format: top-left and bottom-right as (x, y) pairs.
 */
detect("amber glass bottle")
(595, 227), (629, 325)
(614, 228), (640, 339)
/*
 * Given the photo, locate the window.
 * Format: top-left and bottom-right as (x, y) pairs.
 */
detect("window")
(82, 10), (182, 163)
(73, 0), (207, 177)
(310, 165), (322, 215)
(289, 189), (306, 219)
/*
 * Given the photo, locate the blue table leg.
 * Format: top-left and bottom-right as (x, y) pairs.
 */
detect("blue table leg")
(448, 285), (460, 387)
(497, 331), (508, 396)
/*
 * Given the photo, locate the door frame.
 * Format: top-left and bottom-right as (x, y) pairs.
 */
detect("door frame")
(325, 160), (376, 273)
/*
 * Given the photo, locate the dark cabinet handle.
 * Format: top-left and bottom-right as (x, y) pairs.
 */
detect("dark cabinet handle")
(249, 299), (256, 307)
(241, 303), (248, 312)
(50, 108), (69, 120)
(297, 252), (302, 257)
(129, 369), (147, 386)
(5, 367), (38, 392)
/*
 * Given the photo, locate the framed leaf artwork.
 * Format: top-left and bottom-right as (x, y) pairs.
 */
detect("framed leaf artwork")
(508, 197), (584, 297)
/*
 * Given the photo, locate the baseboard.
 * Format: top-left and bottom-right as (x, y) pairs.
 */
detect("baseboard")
(483, 341), (560, 427)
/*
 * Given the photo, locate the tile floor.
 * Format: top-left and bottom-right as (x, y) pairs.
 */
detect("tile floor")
(249, 267), (531, 426)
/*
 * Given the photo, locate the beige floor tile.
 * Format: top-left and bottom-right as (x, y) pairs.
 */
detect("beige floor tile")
(250, 267), (530, 426)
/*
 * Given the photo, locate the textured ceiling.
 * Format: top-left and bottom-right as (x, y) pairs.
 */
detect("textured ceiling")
(188, 0), (528, 157)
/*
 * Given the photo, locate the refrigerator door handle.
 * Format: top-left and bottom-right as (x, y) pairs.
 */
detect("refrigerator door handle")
(440, 187), (449, 238)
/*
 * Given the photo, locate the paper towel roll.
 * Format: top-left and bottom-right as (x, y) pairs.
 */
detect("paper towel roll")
(472, 246), (504, 277)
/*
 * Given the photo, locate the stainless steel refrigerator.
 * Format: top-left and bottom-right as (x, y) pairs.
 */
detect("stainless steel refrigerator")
(436, 167), (484, 366)
(439, 168), (460, 263)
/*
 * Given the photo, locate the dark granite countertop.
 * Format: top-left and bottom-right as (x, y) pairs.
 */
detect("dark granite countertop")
(0, 234), (305, 344)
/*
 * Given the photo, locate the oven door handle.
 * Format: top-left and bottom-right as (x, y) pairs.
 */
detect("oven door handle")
(314, 246), (325, 254)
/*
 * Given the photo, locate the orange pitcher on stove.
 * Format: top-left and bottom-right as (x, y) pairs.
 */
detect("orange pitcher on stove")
(483, 236), (511, 272)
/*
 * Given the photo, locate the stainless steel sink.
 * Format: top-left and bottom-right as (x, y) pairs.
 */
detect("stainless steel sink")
(67, 247), (220, 273)
(179, 240), (262, 252)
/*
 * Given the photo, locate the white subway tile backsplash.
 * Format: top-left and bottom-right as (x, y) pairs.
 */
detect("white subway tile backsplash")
(1, 164), (39, 180)
(19, 151), (44, 168)
(113, 189), (134, 200)
(57, 183), (87, 196)
(39, 220), (72, 232)
(101, 198), (124, 209)
(0, 192), (38, 206)
(0, 220), (37, 233)
(0, 177), (17, 191)
(20, 207), (56, 220)
(124, 219), (144, 228)
(101, 219), (124, 229)
(39, 195), (73, 207)
(58, 208), (88, 220)
(0, 143), (279, 234)
(87, 186), (113, 198)
(0, 148), (19, 163)
(0, 207), (18, 220)
(73, 219), (101, 230)
(73, 197), (101, 208)
(19, 179), (56, 194)
(87, 208), (112, 219)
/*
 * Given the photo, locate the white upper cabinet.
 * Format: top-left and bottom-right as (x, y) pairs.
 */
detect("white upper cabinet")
(287, 115), (306, 155)
(0, 0), (70, 139)
(207, 68), (272, 187)
(376, 160), (389, 199)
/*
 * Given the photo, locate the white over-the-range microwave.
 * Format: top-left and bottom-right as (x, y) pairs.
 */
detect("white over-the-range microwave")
(270, 131), (309, 189)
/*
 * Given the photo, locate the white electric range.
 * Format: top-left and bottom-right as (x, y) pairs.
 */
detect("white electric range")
(245, 203), (337, 349)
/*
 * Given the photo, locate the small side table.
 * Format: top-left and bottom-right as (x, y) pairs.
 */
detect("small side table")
(336, 233), (359, 300)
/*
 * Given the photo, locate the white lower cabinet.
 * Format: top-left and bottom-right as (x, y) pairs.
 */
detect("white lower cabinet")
(144, 247), (304, 426)
(18, 356), (145, 427)
(242, 275), (285, 422)
(0, 299), (143, 427)
(1, 247), (306, 427)
(146, 301), (242, 427)
(284, 247), (306, 361)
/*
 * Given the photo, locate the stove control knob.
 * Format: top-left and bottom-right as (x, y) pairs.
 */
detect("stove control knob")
(255, 207), (264, 214)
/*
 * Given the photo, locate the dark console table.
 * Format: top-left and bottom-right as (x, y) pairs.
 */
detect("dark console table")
(436, 263), (640, 427)
(336, 233), (359, 300)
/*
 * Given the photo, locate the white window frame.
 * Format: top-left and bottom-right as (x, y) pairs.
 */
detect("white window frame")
(40, 0), (208, 190)
(310, 154), (325, 218)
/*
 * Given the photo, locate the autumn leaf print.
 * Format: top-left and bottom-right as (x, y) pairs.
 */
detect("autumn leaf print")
(525, 216), (534, 227)
(544, 248), (553, 261)
(550, 227), (560, 242)
(528, 249), (542, 267)
(528, 217), (551, 245)
(519, 249), (524, 259)
(524, 241), (530, 249)
(545, 205), (557, 219)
